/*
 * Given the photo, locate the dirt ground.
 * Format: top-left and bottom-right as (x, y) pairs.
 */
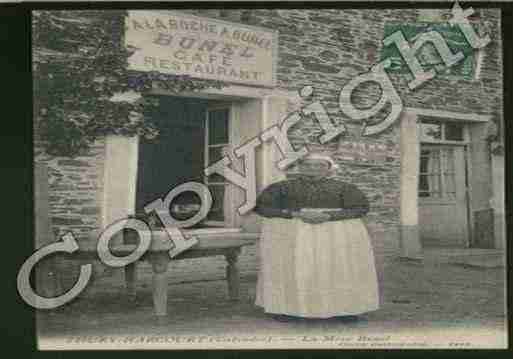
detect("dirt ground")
(35, 250), (507, 349)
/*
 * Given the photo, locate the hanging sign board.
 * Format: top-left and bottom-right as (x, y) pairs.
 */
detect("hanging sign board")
(125, 10), (278, 87)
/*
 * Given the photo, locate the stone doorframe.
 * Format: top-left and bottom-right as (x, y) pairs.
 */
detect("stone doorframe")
(100, 84), (299, 232)
(398, 107), (492, 258)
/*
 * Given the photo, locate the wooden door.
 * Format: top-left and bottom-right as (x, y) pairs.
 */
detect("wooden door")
(418, 145), (470, 247)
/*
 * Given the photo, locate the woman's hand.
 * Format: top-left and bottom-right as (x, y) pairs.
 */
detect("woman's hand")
(295, 211), (331, 224)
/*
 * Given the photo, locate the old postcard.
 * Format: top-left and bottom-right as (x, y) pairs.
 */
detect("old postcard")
(24, 3), (507, 350)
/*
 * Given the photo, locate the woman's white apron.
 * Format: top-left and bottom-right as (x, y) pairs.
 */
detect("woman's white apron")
(255, 218), (379, 318)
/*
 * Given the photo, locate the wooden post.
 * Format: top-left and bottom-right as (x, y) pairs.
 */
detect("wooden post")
(123, 230), (138, 301)
(225, 249), (241, 300)
(150, 253), (170, 317)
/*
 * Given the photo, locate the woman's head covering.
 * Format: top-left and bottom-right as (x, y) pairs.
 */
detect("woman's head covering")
(301, 153), (339, 172)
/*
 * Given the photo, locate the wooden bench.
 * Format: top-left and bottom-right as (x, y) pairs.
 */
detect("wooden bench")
(78, 230), (258, 317)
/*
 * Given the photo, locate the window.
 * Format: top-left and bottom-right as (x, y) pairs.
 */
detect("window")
(420, 119), (442, 141)
(204, 107), (230, 226)
(418, 117), (467, 200)
(444, 122), (465, 141)
(419, 147), (457, 199)
(419, 117), (467, 143)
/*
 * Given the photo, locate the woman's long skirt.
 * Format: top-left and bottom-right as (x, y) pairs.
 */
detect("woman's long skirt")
(255, 217), (379, 318)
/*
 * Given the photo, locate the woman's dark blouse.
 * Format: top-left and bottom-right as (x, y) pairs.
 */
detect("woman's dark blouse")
(254, 177), (370, 221)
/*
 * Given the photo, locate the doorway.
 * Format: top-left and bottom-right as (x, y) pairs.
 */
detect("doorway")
(418, 144), (470, 247)
(100, 85), (295, 235)
(135, 95), (232, 227)
(417, 117), (471, 247)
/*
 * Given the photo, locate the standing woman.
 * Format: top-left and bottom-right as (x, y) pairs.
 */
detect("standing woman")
(254, 154), (379, 319)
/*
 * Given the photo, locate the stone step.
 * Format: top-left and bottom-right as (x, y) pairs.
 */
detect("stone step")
(422, 248), (505, 268)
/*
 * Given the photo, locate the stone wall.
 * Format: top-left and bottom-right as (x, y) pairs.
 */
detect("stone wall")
(34, 138), (105, 242)
(35, 8), (502, 288)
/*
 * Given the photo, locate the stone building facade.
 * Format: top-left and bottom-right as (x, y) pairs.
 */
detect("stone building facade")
(34, 7), (504, 285)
